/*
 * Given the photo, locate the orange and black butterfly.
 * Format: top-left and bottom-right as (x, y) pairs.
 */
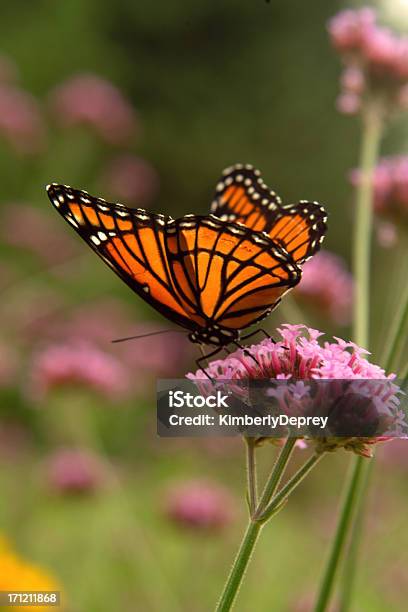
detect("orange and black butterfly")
(211, 164), (327, 265)
(46, 165), (326, 357)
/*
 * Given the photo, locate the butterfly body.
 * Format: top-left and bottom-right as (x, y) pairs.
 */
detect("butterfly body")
(46, 165), (327, 349)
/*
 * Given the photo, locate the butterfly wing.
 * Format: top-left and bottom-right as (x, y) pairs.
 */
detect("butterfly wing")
(211, 164), (327, 264)
(165, 215), (301, 338)
(47, 184), (301, 344)
(46, 183), (202, 332)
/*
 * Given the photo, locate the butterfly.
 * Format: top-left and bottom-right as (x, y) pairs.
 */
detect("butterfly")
(210, 164), (327, 265)
(46, 167), (326, 358)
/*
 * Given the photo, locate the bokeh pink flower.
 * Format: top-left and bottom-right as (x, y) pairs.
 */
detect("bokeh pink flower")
(0, 84), (46, 153)
(350, 155), (408, 217)
(165, 480), (234, 530)
(328, 8), (408, 114)
(49, 74), (139, 145)
(101, 154), (159, 206)
(29, 342), (131, 401)
(294, 251), (353, 325)
(0, 204), (77, 265)
(46, 448), (106, 494)
(28, 299), (190, 379)
(350, 155), (408, 244)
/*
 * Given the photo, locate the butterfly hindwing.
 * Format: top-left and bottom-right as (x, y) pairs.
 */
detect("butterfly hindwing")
(166, 216), (301, 335)
(267, 202), (327, 264)
(210, 164), (281, 232)
(211, 164), (327, 264)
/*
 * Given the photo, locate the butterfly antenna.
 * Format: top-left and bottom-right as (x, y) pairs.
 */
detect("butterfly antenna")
(111, 329), (186, 344)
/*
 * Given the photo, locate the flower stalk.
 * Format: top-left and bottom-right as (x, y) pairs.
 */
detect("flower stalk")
(245, 437), (258, 515)
(216, 437), (318, 612)
(337, 282), (408, 612)
(352, 104), (383, 348)
(258, 451), (325, 523)
(313, 104), (384, 612)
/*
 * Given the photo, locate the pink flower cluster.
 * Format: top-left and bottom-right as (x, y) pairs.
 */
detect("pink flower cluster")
(295, 251), (353, 325)
(188, 325), (403, 456)
(165, 480), (234, 530)
(189, 324), (390, 381)
(328, 8), (408, 114)
(46, 448), (106, 494)
(29, 342), (131, 401)
(350, 155), (408, 218)
(0, 84), (46, 153)
(1, 204), (77, 266)
(350, 155), (408, 245)
(50, 74), (139, 145)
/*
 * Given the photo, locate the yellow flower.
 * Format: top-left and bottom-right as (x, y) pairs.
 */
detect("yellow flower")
(0, 536), (62, 611)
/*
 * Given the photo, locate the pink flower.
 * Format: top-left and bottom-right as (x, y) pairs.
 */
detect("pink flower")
(0, 204), (77, 265)
(29, 342), (131, 400)
(50, 74), (139, 145)
(328, 8), (408, 114)
(0, 85), (46, 154)
(165, 480), (234, 530)
(187, 325), (402, 456)
(294, 251), (353, 325)
(46, 448), (106, 494)
(350, 156), (408, 224)
(328, 8), (376, 53)
(48, 301), (189, 377)
(336, 91), (361, 115)
(340, 66), (365, 94)
(361, 26), (398, 73)
(376, 221), (398, 248)
(101, 154), (159, 206)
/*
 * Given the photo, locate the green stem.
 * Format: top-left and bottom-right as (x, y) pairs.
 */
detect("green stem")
(314, 457), (366, 612)
(314, 105), (383, 612)
(338, 460), (373, 612)
(259, 452), (325, 522)
(256, 437), (297, 515)
(352, 106), (383, 348)
(215, 438), (296, 612)
(215, 519), (263, 612)
(245, 438), (258, 515)
(382, 282), (408, 371)
(337, 283), (408, 611)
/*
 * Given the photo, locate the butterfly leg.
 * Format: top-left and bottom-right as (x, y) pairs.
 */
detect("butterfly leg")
(195, 345), (224, 381)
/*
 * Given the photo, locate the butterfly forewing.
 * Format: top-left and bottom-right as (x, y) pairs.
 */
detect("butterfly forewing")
(47, 183), (200, 331)
(165, 216), (301, 332)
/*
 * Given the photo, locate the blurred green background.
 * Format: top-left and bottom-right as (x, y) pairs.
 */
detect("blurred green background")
(0, 0), (407, 610)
